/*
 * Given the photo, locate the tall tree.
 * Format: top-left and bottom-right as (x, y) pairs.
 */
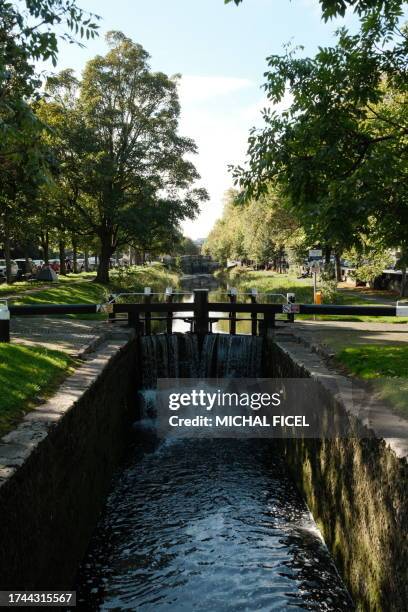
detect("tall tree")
(231, 7), (407, 291)
(42, 32), (208, 283)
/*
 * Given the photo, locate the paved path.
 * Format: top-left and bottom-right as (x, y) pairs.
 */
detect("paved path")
(10, 317), (110, 356)
(289, 319), (408, 354)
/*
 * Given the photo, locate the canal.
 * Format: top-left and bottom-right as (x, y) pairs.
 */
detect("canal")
(74, 272), (353, 610)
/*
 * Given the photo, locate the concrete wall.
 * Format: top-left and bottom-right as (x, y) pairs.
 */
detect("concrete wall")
(0, 337), (139, 590)
(266, 339), (408, 612)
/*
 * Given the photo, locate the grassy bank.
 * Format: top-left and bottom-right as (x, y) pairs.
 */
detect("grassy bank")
(220, 267), (408, 323)
(6, 264), (180, 318)
(0, 345), (75, 438)
(337, 345), (408, 417)
(0, 264), (180, 438)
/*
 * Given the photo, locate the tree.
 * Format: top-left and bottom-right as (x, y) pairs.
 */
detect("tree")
(42, 32), (208, 283)
(203, 186), (306, 268)
(231, 6), (407, 291)
(1, 0), (99, 159)
(175, 237), (201, 256)
(0, 0), (99, 281)
(224, 0), (405, 21)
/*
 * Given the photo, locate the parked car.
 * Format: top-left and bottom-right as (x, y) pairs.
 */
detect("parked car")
(14, 258), (37, 280)
(0, 259), (19, 281)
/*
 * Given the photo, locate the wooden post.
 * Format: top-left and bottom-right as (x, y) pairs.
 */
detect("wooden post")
(128, 309), (143, 335)
(166, 287), (173, 334)
(261, 311), (275, 338)
(194, 289), (209, 347)
(229, 288), (237, 335)
(250, 289), (258, 336)
(144, 287), (152, 335)
(0, 302), (10, 343)
(287, 292), (295, 323)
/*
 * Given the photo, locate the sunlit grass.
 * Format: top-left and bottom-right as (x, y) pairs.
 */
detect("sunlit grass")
(336, 345), (408, 417)
(6, 265), (180, 319)
(220, 268), (408, 323)
(0, 345), (75, 437)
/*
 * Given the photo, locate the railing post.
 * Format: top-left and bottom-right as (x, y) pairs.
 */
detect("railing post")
(250, 288), (258, 336)
(228, 287), (237, 335)
(287, 293), (295, 323)
(144, 287), (152, 335)
(194, 289), (209, 347)
(166, 287), (173, 334)
(0, 301), (10, 343)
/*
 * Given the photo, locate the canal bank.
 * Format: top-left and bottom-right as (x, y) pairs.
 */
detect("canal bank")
(0, 330), (406, 610)
(0, 331), (138, 590)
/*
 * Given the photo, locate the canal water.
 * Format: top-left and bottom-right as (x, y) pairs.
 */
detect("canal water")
(74, 328), (353, 611)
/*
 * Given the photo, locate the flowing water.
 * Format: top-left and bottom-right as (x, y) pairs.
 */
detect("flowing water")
(75, 333), (353, 611)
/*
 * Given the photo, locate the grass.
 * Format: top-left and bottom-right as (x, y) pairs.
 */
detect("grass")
(0, 345), (75, 438)
(336, 345), (408, 417)
(5, 264), (180, 319)
(0, 264), (181, 435)
(220, 267), (408, 323)
(218, 268), (314, 303)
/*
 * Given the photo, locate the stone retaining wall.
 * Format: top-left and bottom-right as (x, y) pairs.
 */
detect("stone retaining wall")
(266, 338), (408, 612)
(0, 336), (139, 590)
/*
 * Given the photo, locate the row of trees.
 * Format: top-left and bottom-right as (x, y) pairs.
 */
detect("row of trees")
(1, 2), (207, 283)
(220, 0), (408, 293)
(203, 187), (306, 268)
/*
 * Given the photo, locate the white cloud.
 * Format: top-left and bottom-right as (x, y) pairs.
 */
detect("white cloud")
(178, 78), (294, 239)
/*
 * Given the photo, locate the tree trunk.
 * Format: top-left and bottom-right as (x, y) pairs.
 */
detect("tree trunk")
(72, 235), (78, 274)
(4, 212), (12, 284)
(84, 248), (89, 272)
(400, 265), (407, 297)
(40, 231), (50, 265)
(59, 240), (67, 275)
(335, 252), (342, 282)
(96, 238), (113, 284)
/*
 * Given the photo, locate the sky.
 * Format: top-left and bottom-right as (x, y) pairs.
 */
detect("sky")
(46, 0), (357, 239)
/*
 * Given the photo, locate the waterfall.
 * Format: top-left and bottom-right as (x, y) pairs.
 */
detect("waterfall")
(139, 333), (199, 389)
(139, 333), (264, 386)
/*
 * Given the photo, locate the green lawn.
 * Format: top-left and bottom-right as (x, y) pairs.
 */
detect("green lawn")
(0, 345), (75, 438)
(5, 264), (180, 319)
(336, 345), (408, 418)
(220, 268), (408, 323)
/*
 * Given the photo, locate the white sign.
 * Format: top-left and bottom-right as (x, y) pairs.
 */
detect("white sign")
(309, 249), (323, 258)
(310, 261), (321, 273)
(282, 303), (300, 314)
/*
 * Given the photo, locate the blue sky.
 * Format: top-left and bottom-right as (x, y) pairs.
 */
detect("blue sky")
(50, 0), (358, 239)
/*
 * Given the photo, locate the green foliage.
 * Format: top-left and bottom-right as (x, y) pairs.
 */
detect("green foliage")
(203, 186), (307, 266)
(10, 266), (180, 310)
(110, 264), (180, 293)
(0, 344), (74, 437)
(231, 2), (407, 293)
(0, 0), (99, 281)
(347, 249), (393, 284)
(40, 32), (208, 283)
(224, 0), (405, 22)
(174, 236), (200, 256)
